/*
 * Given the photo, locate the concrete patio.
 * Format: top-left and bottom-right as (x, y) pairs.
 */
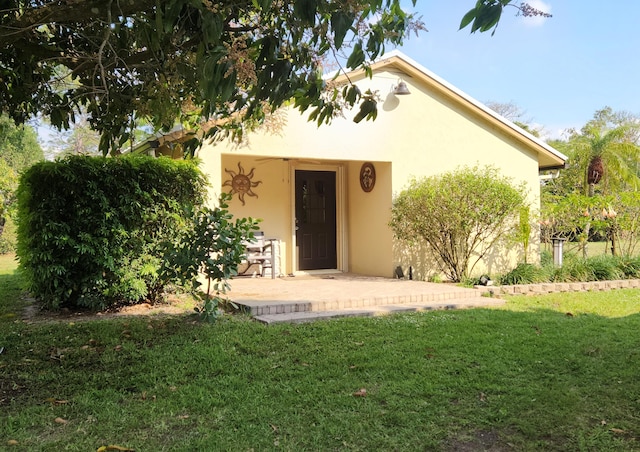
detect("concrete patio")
(228, 273), (504, 324)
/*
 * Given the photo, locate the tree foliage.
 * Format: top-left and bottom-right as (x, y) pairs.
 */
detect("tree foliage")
(0, 114), (44, 251)
(163, 193), (259, 321)
(390, 166), (527, 282)
(1, 1), (539, 155)
(16, 155), (207, 310)
(1, 0), (421, 155)
(543, 108), (640, 198)
(0, 158), (18, 251)
(460, 0), (551, 35)
(0, 114), (44, 172)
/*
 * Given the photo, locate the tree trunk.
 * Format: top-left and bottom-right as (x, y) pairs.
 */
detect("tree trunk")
(582, 222), (590, 259)
(587, 156), (604, 186)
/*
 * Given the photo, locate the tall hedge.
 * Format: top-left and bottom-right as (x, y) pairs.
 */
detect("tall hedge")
(16, 155), (207, 310)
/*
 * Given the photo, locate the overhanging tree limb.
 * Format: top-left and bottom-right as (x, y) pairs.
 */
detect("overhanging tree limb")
(1, 1), (540, 155)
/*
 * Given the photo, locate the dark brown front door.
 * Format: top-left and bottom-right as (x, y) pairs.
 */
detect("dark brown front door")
(295, 170), (337, 270)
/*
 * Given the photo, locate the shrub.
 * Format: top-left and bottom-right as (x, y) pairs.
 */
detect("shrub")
(498, 263), (545, 285)
(390, 165), (527, 282)
(16, 155), (206, 310)
(617, 256), (640, 278)
(585, 255), (624, 281)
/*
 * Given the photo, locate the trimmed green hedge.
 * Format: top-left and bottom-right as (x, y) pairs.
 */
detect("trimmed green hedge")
(16, 155), (206, 310)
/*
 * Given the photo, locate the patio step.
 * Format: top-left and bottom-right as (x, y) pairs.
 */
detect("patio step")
(234, 283), (487, 317)
(250, 296), (505, 324)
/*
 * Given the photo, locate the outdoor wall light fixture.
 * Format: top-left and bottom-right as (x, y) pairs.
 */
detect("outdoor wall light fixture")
(392, 79), (411, 95)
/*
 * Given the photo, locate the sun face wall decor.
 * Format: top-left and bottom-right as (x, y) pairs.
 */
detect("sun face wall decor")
(223, 162), (262, 205)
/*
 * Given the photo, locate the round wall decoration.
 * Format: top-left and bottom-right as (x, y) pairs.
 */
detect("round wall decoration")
(223, 162), (262, 205)
(359, 162), (376, 192)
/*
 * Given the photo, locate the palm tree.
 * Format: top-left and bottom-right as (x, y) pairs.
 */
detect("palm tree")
(571, 124), (640, 197)
(565, 123), (639, 258)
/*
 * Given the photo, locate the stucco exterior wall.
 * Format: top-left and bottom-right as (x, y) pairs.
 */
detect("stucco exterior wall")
(346, 161), (393, 276)
(217, 154), (291, 275)
(192, 62), (550, 280)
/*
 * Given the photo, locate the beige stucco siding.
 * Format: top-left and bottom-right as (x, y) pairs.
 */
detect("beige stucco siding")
(192, 57), (556, 280)
(346, 161), (393, 276)
(217, 154), (292, 275)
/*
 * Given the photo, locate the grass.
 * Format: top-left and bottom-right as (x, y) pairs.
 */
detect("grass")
(542, 240), (640, 258)
(0, 252), (17, 274)
(2, 254), (640, 450)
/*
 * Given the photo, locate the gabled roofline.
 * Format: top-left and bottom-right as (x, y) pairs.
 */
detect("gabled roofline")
(332, 49), (567, 171)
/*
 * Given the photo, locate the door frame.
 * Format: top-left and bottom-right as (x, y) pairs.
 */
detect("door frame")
(290, 162), (346, 274)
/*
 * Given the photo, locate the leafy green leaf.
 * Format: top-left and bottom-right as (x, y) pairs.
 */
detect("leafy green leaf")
(459, 8), (477, 30)
(346, 41), (365, 69)
(331, 11), (353, 49)
(293, 0), (317, 25)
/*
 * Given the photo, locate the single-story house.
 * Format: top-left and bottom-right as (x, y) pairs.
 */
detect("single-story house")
(151, 50), (567, 280)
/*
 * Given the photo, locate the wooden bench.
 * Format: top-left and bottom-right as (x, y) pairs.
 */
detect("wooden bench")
(240, 232), (274, 278)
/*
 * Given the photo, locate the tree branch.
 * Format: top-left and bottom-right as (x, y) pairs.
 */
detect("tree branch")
(0, 0), (156, 47)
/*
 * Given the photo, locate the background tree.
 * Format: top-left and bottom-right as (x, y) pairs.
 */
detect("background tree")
(541, 108), (640, 258)
(0, 115), (44, 172)
(0, 115), (44, 252)
(485, 100), (544, 137)
(542, 108), (640, 199)
(569, 112), (640, 197)
(44, 114), (101, 159)
(1, 1), (546, 156)
(390, 165), (527, 282)
(44, 112), (155, 159)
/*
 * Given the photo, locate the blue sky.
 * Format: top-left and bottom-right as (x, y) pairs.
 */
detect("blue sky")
(395, 1), (640, 139)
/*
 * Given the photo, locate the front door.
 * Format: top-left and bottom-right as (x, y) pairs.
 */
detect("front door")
(295, 170), (337, 270)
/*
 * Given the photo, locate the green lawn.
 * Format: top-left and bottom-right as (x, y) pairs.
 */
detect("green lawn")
(1, 254), (640, 451)
(542, 240), (640, 258)
(0, 252), (17, 274)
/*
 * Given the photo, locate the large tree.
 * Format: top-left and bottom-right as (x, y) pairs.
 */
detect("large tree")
(540, 108), (640, 258)
(569, 110), (640, 197)
(0, 114), (44, 250)
(1, 1), (546, 155)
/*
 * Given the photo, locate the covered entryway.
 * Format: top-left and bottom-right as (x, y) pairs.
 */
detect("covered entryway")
(295, 170), (337, 270)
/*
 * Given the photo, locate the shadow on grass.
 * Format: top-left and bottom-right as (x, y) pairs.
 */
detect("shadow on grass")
(0, 272), (27, 317)
(1, 292), (639, 450)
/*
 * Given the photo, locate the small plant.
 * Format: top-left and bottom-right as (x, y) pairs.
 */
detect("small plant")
(617, 256), (640, 278)
(585, 255), (623, 281)
(498, 251), (640, 285)
(563, 256), (596, 282)
(516, 206), (532, 263)
(163, 193), (259, 322)
(498, 263), (545, 285)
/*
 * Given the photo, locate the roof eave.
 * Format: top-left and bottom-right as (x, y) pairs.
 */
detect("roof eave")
(334, 50), (568, 170)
